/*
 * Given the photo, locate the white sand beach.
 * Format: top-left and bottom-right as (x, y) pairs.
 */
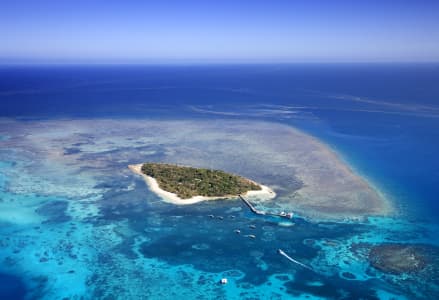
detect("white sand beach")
(128, 164), (276, 205)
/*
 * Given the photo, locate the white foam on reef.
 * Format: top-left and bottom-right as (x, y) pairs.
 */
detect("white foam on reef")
(128, 164), (276, 205)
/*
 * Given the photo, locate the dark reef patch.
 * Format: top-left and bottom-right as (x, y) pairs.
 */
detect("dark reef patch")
(368, 243), (438, 275)
(36, 200), (71, 224)
(285, 272), (380, 300)
(0, 272), (27, 300)
(341, 272), (356, 280)
(96, 187), (152, 223)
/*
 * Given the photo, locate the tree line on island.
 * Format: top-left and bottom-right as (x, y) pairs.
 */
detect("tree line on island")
(141, 162), (261, 199)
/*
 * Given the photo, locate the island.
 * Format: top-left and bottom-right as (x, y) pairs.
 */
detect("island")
(129, 163), (276, 205)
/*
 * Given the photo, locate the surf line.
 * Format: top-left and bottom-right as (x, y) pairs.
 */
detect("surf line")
(278, 249), (314, 271)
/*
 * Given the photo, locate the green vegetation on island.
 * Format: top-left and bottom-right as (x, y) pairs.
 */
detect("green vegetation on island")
(141, 163), (262, 199)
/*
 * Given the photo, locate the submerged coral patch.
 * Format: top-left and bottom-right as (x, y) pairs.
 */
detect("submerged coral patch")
(1, 119), (391, 220)
(369, 243), (438, 274)
(36, 200), (71, 224)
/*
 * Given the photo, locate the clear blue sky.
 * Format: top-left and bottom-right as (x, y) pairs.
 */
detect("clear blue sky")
(1, 0), (439, 63)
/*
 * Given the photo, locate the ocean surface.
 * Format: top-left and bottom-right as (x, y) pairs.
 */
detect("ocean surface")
(0, 64), (438, 299)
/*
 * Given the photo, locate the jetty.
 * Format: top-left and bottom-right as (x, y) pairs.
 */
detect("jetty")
(238, 195), (293, 219)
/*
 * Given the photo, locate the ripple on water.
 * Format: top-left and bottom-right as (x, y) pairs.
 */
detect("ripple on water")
(249, 250), (264, 259)
(192, 243), (210, 250)
(261, 228), (276, 242)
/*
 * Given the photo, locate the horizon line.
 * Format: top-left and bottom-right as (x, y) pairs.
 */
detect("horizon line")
(1, 61), (439, 67)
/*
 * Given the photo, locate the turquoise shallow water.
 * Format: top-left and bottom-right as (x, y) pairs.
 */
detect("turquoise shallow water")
(1, 118), (438, 299)
(1, 65), (439, 299)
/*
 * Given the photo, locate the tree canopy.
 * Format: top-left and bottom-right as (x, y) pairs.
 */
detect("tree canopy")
(141, 163), (261, 199)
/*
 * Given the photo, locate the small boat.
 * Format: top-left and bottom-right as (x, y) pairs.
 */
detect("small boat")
(220, 278), (228, 285)
(208, 214), (215, 218)
(246, 234), (256, 239)
(249, 225), (256, 229)
(234, 229), (241, 234)
(279, 212), (294, 219)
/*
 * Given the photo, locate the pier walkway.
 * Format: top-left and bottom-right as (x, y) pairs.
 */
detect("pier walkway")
(238, 195), (293, 219)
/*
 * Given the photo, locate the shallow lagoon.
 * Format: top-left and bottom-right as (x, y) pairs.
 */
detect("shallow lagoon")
(0, 118), (438, 299)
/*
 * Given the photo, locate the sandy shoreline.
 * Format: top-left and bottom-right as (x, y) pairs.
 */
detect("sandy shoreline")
(128, 164), (276, 205)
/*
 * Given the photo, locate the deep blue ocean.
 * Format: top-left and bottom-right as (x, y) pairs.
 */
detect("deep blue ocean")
(1, 64), (438, 299)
